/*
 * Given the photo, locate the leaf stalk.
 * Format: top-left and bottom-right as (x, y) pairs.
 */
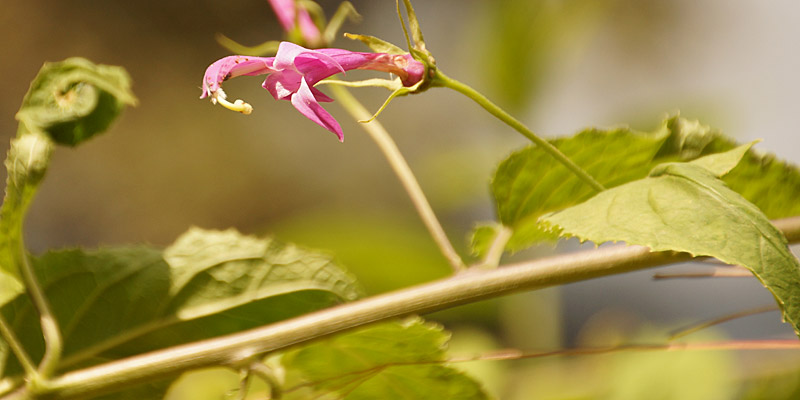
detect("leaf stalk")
(432, 70), (606, 193)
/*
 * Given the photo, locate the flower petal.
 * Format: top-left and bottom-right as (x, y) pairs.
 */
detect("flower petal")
(201, 56), (275, 99)
(290, 78), (343, 141)
(267, 0), (321, 45)
(274, 42), (344, 76)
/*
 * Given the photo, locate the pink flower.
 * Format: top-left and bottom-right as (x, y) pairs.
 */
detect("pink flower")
(201, 41), (425, 141)
(268, 0), (322, 47)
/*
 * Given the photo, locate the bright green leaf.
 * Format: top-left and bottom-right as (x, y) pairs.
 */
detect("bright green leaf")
(473, 116), (800, 257)
(0, 228), (360, 375)
(281, 317), (490, 399)
(687, 141), (758, 177)
(541, 147), (800, 336)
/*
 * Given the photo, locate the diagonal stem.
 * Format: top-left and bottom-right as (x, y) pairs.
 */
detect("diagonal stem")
(17, 237), (62, 379)
(5, 216), (799, 399)
(328, 84), (466, 272)
(0, 314), (37, 377)
(432, 70), (605, 193)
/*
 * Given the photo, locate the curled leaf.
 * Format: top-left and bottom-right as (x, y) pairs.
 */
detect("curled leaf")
(15, 57), (137, 146)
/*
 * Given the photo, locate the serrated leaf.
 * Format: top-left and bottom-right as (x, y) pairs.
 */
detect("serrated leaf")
(0, 228), (361, 376)
(15, 57), (136, 146)
(476, 122), (671, 256)
(473, 116), (800, 257)
(281, 317), (490, 399)
(542, 147), (800, 336)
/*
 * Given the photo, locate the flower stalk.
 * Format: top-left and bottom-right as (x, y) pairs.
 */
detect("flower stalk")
(328, 84), (466, 272)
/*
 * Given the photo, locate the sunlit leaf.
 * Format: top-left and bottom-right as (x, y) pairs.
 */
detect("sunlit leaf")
(542, 146), (800, 336)
(472, 116), (800, 257)
(281, 317), (490, 399)
(1, 228), (361, 375)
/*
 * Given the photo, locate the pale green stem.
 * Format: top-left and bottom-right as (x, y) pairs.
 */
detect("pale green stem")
(4, 216), (799, 399)
(248, 362), (283, 400)
(322, 1), (360, 45)
(433, 70), (606, 193)
(214, 34), (280, 57)
(0, 315), (37, 377)
(17, 238), (62, 378)
(476, 225), (513, 269)
(328, 84), (467, 272)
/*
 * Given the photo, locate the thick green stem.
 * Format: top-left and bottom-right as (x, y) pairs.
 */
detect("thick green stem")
(433, 70), (606, 193)
(328, 85), (466, 272)
(6, 215), (797, 400)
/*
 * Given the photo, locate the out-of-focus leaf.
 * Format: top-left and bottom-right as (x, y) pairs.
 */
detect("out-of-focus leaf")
(542, 146), (800, 336)
(281, 317), (490, 399)
(472, 116), (800, 257)
(15, 57), (136, 146)
(0, 58), (135, 309)
(1, 228), (360, 375)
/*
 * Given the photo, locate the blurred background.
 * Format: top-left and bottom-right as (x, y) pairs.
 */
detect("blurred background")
(2, 0), (800, 398)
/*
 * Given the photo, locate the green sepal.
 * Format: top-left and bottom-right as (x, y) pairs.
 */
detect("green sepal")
(344, 33), (406, 55)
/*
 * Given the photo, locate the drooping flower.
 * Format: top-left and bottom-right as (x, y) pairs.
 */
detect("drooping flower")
(268, 0), (323, 47)
(201, 41), (425, 141)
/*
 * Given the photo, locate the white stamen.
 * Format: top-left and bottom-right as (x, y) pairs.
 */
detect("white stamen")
(211, 88), (253, 114)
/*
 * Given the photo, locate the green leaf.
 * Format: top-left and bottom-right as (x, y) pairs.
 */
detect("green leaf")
(541, 146), (800, 336)
(15, 57), (136, 146)
(1, 228), (361, 375)
(688, 140), (759, 176)
(476, 121), (671, 256)
(473, 116), (800, 257)
(281, 317), (490, 399)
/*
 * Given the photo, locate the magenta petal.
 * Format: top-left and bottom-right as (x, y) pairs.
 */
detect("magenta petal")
(201, 56), (275, 99)
(290, 78), (343, 141)
(310, 86), (334, 102)
(274, 42), (345, 76)
(267, 0), (296, 32)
